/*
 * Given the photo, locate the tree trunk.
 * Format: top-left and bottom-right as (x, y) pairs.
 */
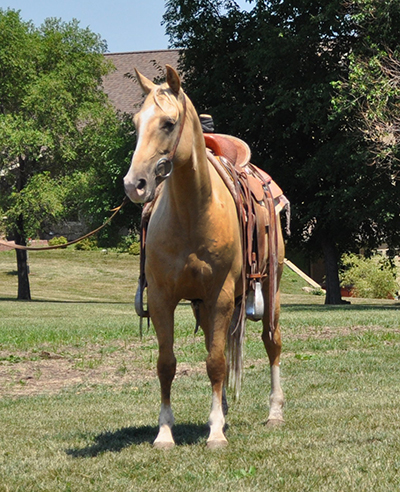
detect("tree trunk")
(14, 217), (31, 301)
(15, 156), (31, 300)
(321, 236), (342, 305)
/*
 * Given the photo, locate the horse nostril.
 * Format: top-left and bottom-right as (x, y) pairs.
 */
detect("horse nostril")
(137, 179), (146, 190)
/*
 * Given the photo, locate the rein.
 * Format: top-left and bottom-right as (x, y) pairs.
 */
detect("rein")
(0, 197), (129, 252)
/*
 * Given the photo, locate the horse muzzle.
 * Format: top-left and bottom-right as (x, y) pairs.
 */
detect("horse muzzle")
(123, 175), (154, 203)
(123, 158), (173, 204)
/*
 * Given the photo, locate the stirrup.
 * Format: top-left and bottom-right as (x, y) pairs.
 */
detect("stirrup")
(245, 281), (264, 321)
(135, 282), (149, 318)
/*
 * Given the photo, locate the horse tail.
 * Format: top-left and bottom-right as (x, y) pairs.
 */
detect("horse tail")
(226, 300), (246, 399)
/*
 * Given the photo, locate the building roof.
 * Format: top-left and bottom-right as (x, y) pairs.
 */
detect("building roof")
(103, 50), (181, 114)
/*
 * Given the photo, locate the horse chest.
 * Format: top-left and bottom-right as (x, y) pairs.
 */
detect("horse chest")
(183, 252), (214, 279)
(145, 194), (240, 297)
(146, 233), (228, 298)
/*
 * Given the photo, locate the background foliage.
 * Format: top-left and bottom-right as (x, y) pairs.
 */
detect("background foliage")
(340, 252), (399, 299)
(0, 9), (139, 297)
(164, 0), (400, 303)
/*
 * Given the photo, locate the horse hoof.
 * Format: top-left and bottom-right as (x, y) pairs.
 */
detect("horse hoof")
(207, 439), (228, 450)
(265, 418), (285, 428)
(153, 440), (175, 450)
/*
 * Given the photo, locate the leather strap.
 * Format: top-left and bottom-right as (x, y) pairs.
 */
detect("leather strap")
(169, 93), (187, 161)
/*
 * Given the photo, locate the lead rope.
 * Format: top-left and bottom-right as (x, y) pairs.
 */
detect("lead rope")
(0, 197), (130, 252)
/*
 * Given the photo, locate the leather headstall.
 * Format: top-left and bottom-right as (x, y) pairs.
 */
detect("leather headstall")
(154, 92), (187, 183)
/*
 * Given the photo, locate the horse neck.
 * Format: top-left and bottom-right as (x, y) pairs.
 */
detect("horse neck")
(165, 111), (212, 217)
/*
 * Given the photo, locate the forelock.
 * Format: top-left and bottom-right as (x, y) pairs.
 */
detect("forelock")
(153, 87), (180, 120)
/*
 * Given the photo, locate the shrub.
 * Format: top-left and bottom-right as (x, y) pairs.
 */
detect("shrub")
(340, 253), (399, 299)
(74, 237), (98, 251)
(48, 236), (68, 248)
(311, 288), (325, 296)
(128, 242), (140, 255)
(118, 233), (139, 253)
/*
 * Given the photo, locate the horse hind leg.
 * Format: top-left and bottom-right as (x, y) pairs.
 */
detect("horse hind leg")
(262, 287), (285, 427)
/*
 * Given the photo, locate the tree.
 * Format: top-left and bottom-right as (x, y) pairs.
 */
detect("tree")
(164, 0), (400, 304)
(330, 0), (400, 256)
(78, 111), (139, 247)
(0, 9), (121, 299)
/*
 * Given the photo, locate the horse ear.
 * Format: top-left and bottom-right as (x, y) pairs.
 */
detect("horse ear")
(166, 64), (181, 95)
(134, 68), (156, 95)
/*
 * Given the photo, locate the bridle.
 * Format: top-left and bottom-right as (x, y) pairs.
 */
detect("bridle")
(154, 92), (187, 183)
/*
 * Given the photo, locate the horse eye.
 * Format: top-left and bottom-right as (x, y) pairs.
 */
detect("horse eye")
(162, 119), (175, 132)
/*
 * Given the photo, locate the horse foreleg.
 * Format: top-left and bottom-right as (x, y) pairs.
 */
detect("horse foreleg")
(202, 293), (234, 449)
(149, 295), (177, 449)
(262, 289), (285, 426)
(207, 353), (228, 448)
(154, 349), (176, 449)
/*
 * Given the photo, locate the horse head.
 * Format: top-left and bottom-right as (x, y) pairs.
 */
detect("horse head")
(123, 65), (187, 203)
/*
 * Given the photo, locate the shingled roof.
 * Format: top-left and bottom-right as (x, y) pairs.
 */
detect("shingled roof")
(103, 50), (181, 114)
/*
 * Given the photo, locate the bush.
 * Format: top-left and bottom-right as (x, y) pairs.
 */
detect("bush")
(48, 236), (68, 248)
(128, 242), (140, 255)
(74, 237), (98, 251)
(118, 233), (140, 254)
(340, 253), (399, 299)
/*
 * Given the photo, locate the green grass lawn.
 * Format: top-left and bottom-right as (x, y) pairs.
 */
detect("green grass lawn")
(0, 249), (399, 491)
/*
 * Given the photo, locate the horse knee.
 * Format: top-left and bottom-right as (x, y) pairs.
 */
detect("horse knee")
(206, 352), (226, 387)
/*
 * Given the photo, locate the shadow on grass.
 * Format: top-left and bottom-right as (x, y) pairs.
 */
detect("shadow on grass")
(66, 423), (208, 457)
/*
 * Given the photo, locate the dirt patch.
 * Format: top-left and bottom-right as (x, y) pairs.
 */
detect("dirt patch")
(3, 325), (397, 399)
(0, 343), (206, 399)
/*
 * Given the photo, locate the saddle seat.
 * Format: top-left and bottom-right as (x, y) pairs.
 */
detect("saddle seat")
(204, 133), (251, 169)
(204, 133), (288, 214)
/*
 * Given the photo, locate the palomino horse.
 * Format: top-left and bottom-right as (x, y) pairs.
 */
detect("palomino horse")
(123, 65), (285, 449)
